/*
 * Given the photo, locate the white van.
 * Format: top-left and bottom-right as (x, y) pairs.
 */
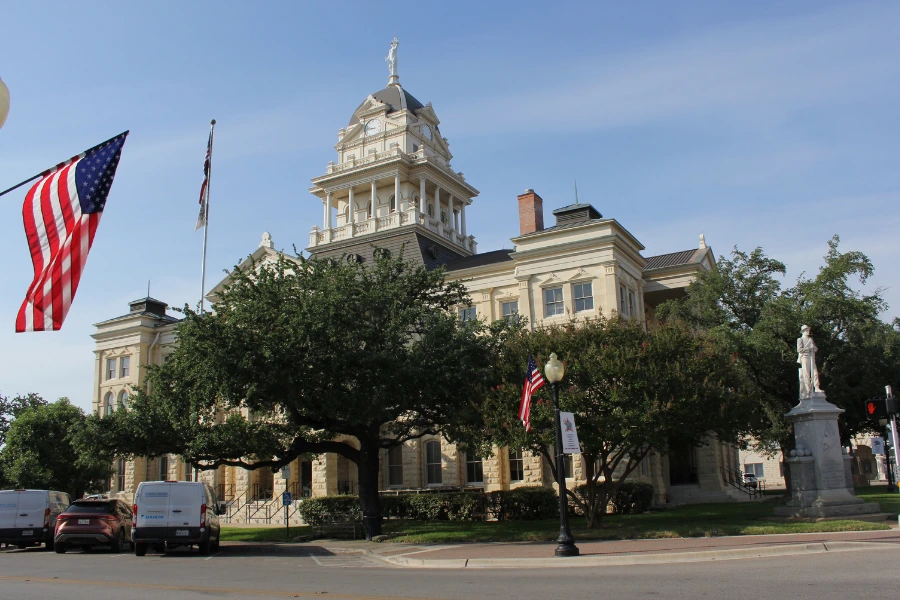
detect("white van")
(132, 481), (224, 556)
(0, 489), (71, 549)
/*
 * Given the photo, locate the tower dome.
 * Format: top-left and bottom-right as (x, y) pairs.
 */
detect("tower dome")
(348, 85), (425, 127)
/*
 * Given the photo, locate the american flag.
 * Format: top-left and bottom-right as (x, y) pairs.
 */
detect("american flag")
(15, 132), (128, 332)
(195, 128), (212, 231)
(518, 355), (545, 431)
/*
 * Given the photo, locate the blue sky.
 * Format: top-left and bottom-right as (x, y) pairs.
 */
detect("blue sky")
(1, 1), (898, 412)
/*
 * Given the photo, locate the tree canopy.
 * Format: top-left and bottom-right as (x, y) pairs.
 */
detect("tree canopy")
(657, 235), (900, 453)
(91, 250), (498, 537)
(0, 396), (112, 498)
(478, 316), (748, 527)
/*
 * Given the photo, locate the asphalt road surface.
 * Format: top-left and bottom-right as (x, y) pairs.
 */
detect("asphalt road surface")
(2, 543), (899, 599)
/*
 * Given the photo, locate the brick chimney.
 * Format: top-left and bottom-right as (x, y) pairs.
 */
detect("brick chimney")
(517, 189), (544, 235)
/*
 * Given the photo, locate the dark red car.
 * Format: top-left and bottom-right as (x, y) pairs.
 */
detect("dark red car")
(54, 499), (132, 553)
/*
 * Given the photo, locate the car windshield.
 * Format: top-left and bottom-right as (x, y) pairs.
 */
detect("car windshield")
(65, 502), (114, 514)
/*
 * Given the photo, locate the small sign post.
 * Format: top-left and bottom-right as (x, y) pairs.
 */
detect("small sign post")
(282, 491), (292, 541)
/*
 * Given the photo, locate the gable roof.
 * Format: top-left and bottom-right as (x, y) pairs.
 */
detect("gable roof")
(643, 249), (701, 271)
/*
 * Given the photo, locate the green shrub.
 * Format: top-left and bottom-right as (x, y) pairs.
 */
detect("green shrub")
(297, 495), (360, 525)
(610, 481), (654, 515)
(488, 486), (558, 521)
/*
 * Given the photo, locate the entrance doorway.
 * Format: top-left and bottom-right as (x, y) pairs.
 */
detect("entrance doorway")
(669, 441), (699, 485)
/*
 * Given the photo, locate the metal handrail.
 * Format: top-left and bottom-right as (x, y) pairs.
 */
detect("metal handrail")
(721, 467), (760, 499)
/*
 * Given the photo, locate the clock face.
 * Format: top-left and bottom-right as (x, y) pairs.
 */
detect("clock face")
(422, 125), (433, 141)
(364, 119), (382, 136)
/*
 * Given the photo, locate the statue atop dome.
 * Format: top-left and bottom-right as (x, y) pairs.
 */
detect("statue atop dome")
(386, 37), (399, 86)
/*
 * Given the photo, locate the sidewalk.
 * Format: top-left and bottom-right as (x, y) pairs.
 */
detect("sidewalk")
(296, 527), (900, 568)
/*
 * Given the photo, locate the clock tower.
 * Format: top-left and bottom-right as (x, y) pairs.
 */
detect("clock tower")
(306, 38), (479, 267)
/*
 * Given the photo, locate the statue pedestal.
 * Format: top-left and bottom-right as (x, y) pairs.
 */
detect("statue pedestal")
(773, 392), (881, 519)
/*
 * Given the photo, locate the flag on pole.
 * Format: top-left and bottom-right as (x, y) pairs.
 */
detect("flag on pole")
(15, 132), (129, 332)
(519, 355), (545, 431)
(195, 128), (212, 230)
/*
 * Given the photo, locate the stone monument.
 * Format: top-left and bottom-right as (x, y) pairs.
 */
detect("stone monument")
(774, 326), (881, 519)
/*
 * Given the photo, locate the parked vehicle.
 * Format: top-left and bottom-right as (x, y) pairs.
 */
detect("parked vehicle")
(742, 473), (759, 489)
(54, 499), (132, 553)
(0, 489), (71, 550)
(132, 481), (225, 556)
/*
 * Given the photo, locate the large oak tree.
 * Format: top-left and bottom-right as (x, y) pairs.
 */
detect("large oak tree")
(90, 251), (497, 538)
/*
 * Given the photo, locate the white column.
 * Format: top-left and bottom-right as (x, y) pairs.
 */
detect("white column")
(326, 192), (333, 230)
(461, 204), (467, 236)
(394, 174), (401, 213)
(371, 180), (378, 232)
(448, 195), (454, 232)
(434, 187), (441, 232)
(419, 177), (426, 213)
(348, 187), (355, 224)
(323, 194), (329, 230)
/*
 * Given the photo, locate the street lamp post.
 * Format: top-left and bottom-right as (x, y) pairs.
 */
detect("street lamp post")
(544, 353), (579, 557)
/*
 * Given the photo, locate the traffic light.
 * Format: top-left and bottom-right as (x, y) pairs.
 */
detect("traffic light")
(865, 397), (898, 419)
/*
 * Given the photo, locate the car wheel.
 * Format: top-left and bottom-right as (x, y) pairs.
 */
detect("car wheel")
(112, 530), (124, 553)
(54, 543), (67, 554)
(134, 542), (147, 557)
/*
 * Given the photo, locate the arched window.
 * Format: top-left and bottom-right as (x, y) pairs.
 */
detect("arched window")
(116, 458), (126, 492)
(368, 200), (374, 218)
(466, 453), (483, 484)
(104, 392), (115, 416)
(440, 209), (448, 225)
(426, 203), (434, 218)
(425, 440), (442, 485)
(118, 390), (130, 410)
(389, 195), (396, 212)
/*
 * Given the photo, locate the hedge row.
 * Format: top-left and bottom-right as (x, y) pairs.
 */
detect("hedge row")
(609, 481), (654, 515)
(297, 486), (559, 524)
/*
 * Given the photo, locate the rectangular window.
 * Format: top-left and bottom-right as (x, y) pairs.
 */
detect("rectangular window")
(744, 463), (764, 477)
(158, 456), (168, 481)
(120, 356), (130, 378)
(459, 307), (476, 322)
(619, 285), (627, 314)
(544, 287), (564, 317)
(466, 454), (484, 484)
(387, 446), (403, 487)
(425, 441), (442, 485)
(501, 300), (519, 323)
(573, 282), (594, 312)
(509, 450), (524, 482)
(564, 454), (574, 479)
(184, 461), (193, 482)
(106, 358), (117, 380)
(628, 291), (636, 317)
(116, 459), (126, 492)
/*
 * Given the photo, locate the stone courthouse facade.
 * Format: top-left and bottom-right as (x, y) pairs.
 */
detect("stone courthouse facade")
(91, 42), (748, 520)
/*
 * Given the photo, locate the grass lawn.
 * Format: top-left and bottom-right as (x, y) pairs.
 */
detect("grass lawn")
(220, 526), (311, 543)
(220, 488), (898, 545)
(382, 497), (890, 543)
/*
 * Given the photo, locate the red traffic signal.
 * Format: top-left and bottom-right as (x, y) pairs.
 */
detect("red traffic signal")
(865, 397), (898, 419)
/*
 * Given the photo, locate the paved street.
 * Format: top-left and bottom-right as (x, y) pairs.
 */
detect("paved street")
(2, 540), (900, 599)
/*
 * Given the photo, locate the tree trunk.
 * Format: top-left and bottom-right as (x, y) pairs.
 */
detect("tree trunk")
(356, 443), (382, 540)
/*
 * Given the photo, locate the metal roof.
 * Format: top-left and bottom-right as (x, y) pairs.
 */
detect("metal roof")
(643, 249), (699, 270)
(444, 249), (514, 272)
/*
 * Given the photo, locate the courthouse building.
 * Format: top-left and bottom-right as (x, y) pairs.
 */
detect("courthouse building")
(91, 46), (750, 520)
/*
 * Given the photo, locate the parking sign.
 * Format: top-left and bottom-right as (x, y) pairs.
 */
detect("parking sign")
(282, 491), (292, 506)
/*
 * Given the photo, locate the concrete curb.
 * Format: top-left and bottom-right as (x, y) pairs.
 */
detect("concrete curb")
(367, 540), (900, 569)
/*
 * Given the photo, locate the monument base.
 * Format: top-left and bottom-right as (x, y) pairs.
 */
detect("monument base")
(776, 391), (882, 519)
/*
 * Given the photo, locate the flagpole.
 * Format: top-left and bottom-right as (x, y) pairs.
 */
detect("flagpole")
(0, 130), (129, 199)
(199, 119), (216, 314)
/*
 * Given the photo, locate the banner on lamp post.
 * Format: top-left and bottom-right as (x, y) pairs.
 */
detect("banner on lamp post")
(872, 437), (885, 455)
(560, 411), (581, 454)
